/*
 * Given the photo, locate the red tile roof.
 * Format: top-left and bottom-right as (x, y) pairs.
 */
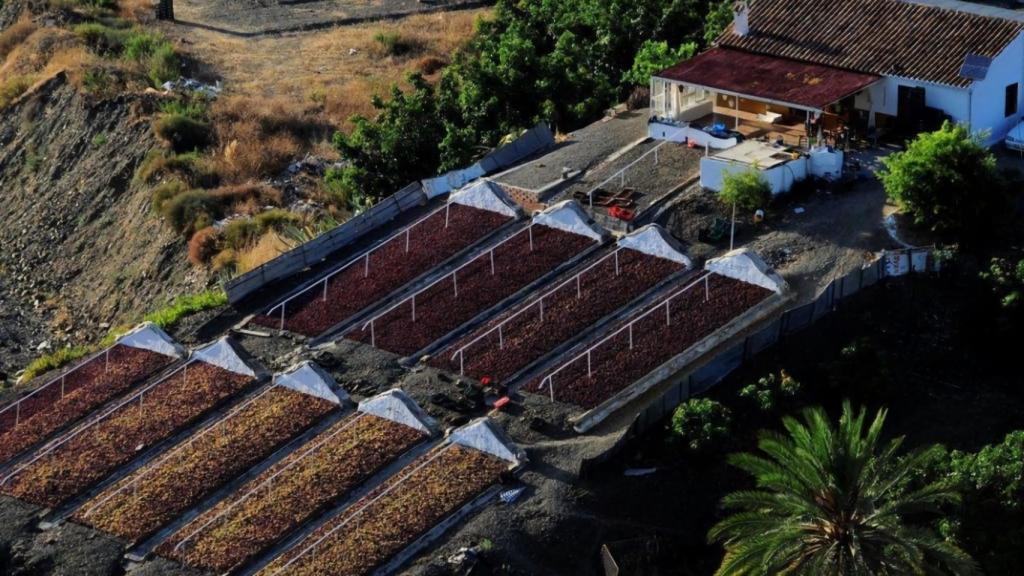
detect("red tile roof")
(655, 48), (880, 110)
(718, 0), (1024, 88)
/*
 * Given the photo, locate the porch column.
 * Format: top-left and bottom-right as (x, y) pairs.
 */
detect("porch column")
(734, 97), (740, 130)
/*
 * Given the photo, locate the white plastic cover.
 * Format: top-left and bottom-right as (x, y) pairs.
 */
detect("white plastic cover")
(617, 225), (692, 267)
(357, 389), (436, 435)
(448, 180), (520, 218)
(116, 322), (186, 358)
(192, 337), (257, 378)
(705, 248), (788, 294)
(532, 200), (605, 242)
(275, 362), (346, 405)
(449, 418), (523, 466)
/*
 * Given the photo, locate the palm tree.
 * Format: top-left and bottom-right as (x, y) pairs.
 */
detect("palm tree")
(708, 402), (977, 576)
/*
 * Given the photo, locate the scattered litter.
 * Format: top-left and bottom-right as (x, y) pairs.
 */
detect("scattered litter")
(348, 48), (359, 55)
(161, 77), (222, 98)
(492, 396), (511, 411)
(36, 340), (51, 351)
(793, 207), (806, 214)
(624, 467), (658, 477)
(500, 486), (526, 504)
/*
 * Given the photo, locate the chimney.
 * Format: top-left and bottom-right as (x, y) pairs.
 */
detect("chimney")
(733, 0), (750, 37)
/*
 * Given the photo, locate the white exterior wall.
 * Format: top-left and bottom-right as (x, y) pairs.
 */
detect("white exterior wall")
(969, 33), (1024, 146)
(700, 157), (808, 196)
(853, 31), (1024, 146)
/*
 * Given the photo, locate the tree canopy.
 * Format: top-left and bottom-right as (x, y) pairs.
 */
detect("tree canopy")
(709, 402), (978, 576)
(623, 39), (696, 86)
(879, 122), (1004, 241)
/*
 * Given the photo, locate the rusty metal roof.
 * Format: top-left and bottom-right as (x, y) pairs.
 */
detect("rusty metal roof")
(655, 48), (881, 110)
(717, 0), (1024, 88)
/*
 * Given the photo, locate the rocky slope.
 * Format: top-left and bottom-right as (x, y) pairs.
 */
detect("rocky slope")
(0, 72), (207, 381)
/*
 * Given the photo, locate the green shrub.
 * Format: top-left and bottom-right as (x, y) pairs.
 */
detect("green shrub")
(669, 398), (732, 451)
(148, 43), (180, 87)
(980, 257), (1024, 310)
(150, 179), (189, 213)
(222, 219), (260, 250)
(720, 167), (772, 212)
(162, 189), (218, 234)
(154, 113), (212, 153)
(738, 370), (802, 412)
(122, 30), (164, 61)
(137, 150), (220, 188)
(623, 40), (696, 86)
(91, 133), (108, 147)
(373, 31), (419, 56)
(73, 22), (129, 55)
(81, 68), (113, 95)
(255, 209), (302, 232)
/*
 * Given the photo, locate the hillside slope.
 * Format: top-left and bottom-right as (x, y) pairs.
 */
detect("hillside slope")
(0, 73), (206, 379)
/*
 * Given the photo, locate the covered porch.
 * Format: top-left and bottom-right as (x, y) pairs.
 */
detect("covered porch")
(650, 48), (881, 150)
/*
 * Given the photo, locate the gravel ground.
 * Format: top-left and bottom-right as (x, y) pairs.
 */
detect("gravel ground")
(173, 0), (488, 35)
(494, 110), (651, 191)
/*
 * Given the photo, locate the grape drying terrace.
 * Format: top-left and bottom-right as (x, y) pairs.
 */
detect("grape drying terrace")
(0, 360), (255, 509)
(74, 385), (338, 544)
(349, 222), (597, 356)
(159, 411), (429, 574)
(526, 273), (772, 409)
(436, 246), (685, 382)
(0, 345), (175, 466)
(252, 203), (513, 337)
(259, 443), (510, 576)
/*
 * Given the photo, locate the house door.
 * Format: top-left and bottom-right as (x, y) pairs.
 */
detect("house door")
(897, 85), (926, 133)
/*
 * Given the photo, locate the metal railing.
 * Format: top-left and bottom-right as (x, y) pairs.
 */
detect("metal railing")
(169, 411), (370, 553)
(537, 273), (713, 402)
(585, 126), (687, 208)
(0, 347), (115, 432)
(0, 358), (201, 487)
(448, 247), (627, 375)
(358, 222), (540, 348)
(268, 443), (456, 575)
(78, 381), (283, 519)
(264, 202), (457, 330)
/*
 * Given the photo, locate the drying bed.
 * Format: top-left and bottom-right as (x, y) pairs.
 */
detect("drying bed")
(1, 362), (254, 509)
(252, 204), (512, 337)
(0, 346), (174, 465)
(435, 249), (684, 381)
(257, 444), (508, 576)
(74, 386), (337, 543)
(348, 225), (595, 356)
(525, 274), (771, 409)
(159, 413), (428, 574)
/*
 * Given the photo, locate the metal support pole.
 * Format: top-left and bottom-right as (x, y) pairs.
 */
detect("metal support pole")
(453, 273), (458, 298)
(705, 275), (710, 302)
(61, 374), (66, 399)
(548, 377), (554, 402)
(280, 305), (286, 331)
(15, 402), (19, 427)
(322, 279), (328, 301)
(498, 325), (504, 349)
(528, 226), (534, 251)
(490, 249), (495, 275)
(615, 251), (620, 275)
(405, 229), (410, 253)
(370, 320), (376, 348)
(445, 204), (450, 228)
(576, 275), (582, 298)
(730, 201), (737, 251)
(364, 253), (370, 278)
(411, 295), (416, 322)
(105, 349), (110, 373)
(586, 351), (592, 378)
(629, 324), (634, 349)
(665, 301), (671, 326)
(539, 298), (545, 322)
(459, 351), (464, 376)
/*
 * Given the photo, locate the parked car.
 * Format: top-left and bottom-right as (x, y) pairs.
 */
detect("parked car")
(1005, 121), (1024, 152)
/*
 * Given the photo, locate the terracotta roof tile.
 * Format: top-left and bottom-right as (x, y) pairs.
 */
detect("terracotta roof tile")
(718, 0), (1024, 87)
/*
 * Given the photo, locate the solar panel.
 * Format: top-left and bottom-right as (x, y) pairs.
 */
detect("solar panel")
(960, 54), (992, 81)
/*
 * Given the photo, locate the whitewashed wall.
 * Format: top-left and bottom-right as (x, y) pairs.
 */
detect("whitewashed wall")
(969, 33), (1024, 146)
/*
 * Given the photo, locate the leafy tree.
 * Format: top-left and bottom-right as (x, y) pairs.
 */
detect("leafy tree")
(920, 432), (1024, 575)
(330, 73), (446, 200)
(703, 0), (734, 45)
(879, 121), (1004, 241)
(720, 167), (771, 212)
(738, 370), (801, 412)
(709, 402), (978, 576)
(669, 398), (732, 451)
(623, 40), (697, 85)
(979, 256), (1024, 309)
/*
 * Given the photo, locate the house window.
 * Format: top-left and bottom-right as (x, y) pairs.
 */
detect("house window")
(1006, 83), (1018, 117)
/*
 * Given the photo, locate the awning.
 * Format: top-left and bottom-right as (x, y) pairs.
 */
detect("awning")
(654, 48), (880, 111)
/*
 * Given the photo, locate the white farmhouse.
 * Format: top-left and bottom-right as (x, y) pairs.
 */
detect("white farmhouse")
(650, 0), (1024, 149)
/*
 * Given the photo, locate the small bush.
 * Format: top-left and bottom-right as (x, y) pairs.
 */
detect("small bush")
(154, 113), (212, 153)
(255, 209), (301, 232)
(222, 218), (259, 250)
(0, 75), (34, 109)
(73, 22), (129, 55)
(669, 398), (732, 451)
(162, 189), (218, 234)
(188, 226), (221, 265)
(738, 370), (802, 412)
(0, 16), (37, 62)
(721, 167), (772, 212)
(209, 183), (281, 213)
(137, 150), (219, 188)
(91, 133), (108, 147)
(372, 31), (420, 57)
(122, 30), (163, 61)
(150, 179), (189, 213)
(211, 248), (237, 273)
(81, 68), (113, 95)
(147, 43), (179, 86)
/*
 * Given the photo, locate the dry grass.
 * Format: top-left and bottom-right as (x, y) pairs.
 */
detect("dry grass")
(165, 8), (487, 127)
(235, 231), (292, 273)
(0, 14), (37, 62)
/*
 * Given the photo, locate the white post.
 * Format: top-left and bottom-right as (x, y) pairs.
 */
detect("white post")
(730, 201), (737, 251)
(498, 325), (504, 349)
